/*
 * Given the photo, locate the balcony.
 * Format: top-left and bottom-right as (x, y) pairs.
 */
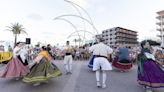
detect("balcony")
(157, 28), (164, 31)
(116, 38), (137, 42)
(156, 22), (164, 26)
(157, 34), (164, 37)
(116, 31), (137, 36)
(116, 34), (137, 39)
(156, 16), (164, 20)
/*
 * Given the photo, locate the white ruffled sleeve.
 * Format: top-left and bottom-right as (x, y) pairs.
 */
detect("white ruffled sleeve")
(33, 55), (43, 63)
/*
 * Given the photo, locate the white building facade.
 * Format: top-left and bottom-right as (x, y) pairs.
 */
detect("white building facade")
(96, 27), (138, 48)
(156, 10), (164, 47)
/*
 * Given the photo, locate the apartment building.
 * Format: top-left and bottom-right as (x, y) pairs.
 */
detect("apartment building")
(97, 27), (138, 47)
(156, 10), (164, 47)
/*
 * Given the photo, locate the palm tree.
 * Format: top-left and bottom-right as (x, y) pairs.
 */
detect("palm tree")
(6, 23), (27, 46)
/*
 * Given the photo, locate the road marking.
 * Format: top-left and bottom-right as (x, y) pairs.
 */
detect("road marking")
(62, 62), (82, 92)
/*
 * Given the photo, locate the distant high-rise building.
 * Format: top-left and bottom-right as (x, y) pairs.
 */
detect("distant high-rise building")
(156, 10), (164, 47)
(96, 27), (138, 47)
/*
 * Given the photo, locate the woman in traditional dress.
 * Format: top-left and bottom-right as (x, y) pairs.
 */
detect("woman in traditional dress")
(18, 43), (29, 66)
(154, 49), (164, 68)
(137, 41), (164, 92)
(23, 46), (62, 86)
(0, 42), (29, 79)
(112, 45), (132, 72)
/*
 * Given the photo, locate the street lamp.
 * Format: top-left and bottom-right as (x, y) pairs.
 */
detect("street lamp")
(54, 14), (98, 34)
(64, 0), (99, 34)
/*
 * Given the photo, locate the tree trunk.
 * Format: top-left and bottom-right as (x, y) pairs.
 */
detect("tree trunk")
(74, 39), (77, 46)
(14, 34), (17, 47)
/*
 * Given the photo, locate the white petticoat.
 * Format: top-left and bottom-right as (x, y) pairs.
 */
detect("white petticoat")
(93, 57), (112, 71)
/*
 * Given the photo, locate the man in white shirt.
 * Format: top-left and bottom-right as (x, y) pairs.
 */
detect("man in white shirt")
(63, 41), (73, 75)
(89, 38), (113, 88)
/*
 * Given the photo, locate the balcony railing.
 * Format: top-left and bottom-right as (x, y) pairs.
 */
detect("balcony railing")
(116, 31), (137, 36)
(116, 34), (137, 39)
(157, 28), (164, 31)
(156, 16), (164, 20)
(116, 39), (137, 42)
(156, 22), (164, 26)
(157, 34), (164, 37)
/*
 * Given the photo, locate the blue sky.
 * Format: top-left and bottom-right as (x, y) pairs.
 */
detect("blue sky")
(0, 0), (164, 46)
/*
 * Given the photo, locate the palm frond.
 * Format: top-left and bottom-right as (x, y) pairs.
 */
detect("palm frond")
(5, 22), (27, 35)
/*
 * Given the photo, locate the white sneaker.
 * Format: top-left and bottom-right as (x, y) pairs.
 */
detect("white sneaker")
(15, 78), (19, 81)
(33, 82), (41, 86)
(102, 84), (106, 88)
(97, 81), (101, 88)
(145, 86), (153, 92)
(162, 65), (164, 68)
(146, 89), (153, 92)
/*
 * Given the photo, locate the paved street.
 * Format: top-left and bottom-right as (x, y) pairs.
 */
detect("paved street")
(0, 61), (163, 92)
